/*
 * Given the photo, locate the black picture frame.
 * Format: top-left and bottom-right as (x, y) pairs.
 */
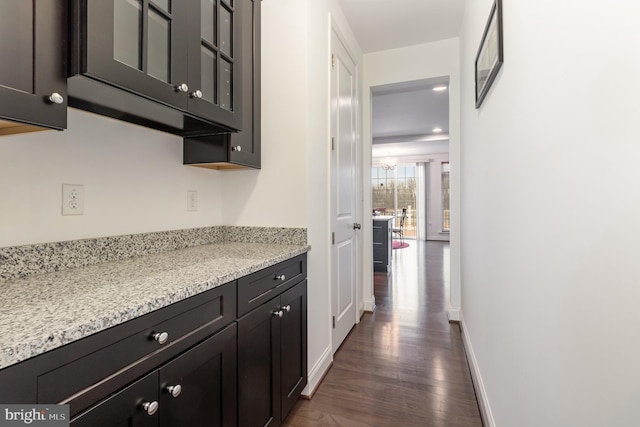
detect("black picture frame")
(475, 0), (503, 108)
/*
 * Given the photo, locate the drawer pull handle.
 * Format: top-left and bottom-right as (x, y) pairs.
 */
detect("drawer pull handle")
(153, 332), (169, 345)
(282, 305), (291, 313)
(273, 310), (284, 318)
(142, 401), (159, 416)
(275, 274), (286, 281)
(166, 384), (182, 398)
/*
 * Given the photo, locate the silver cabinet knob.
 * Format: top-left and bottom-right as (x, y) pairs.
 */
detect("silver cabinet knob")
(353, 223), (362, 230)
(166, 384), (182, 398)
(282, 305), (291, 313)
(275, 274), (286, 281)
(190, 90), (203, 99)
(273, 310), (283, 318)
(48, 93), (64, 104)
(142, 401), (158, 416)
(175, 83), (189, 93)
(231, 145), (242, 152)
(152, 331), (169, 345)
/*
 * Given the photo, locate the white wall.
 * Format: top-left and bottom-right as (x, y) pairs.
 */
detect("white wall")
(0, 108), (223, 247)
(219, 0), (363, 395)
(460, 1), (640, 426)
(363, 39), (462, 318)
(220, 0), (308, 228)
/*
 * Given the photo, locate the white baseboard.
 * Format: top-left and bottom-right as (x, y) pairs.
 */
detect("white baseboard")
(301, 344), (333, 398)
(447, 308), (460, 322)
(460, 312), (496, 427)
(363, 295), (376, 312)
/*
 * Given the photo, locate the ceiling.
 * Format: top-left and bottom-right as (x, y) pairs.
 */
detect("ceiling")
(337, 0), (465, 54)
(337, 0), (464, 161)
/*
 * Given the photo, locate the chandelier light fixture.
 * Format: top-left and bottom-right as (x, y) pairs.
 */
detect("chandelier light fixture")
(380, 157), (397, 170)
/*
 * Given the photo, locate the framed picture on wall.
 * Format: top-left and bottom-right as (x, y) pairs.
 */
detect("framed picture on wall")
(475, 0), (503, 108)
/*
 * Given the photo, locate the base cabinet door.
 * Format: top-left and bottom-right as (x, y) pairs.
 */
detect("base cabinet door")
(159, 324), (237, 427)
(279, 281), (307, 419)
(237, 297), (281, 427)
(71, 372), (159, 427)
(237, 280), (308, 427)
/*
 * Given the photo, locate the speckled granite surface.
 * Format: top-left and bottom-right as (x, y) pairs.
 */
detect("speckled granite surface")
(0, 241), (309, 370)
(0, 226), (307, 281)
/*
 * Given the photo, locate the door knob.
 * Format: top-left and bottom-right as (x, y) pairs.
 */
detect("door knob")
(166, 384), (182, 398)
(142, 401), (158, 416)
(48, 93), (64, 104)
(175, 83), (189, 93)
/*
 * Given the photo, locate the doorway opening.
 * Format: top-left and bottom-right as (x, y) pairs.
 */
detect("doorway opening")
(370, 76), (451, 299)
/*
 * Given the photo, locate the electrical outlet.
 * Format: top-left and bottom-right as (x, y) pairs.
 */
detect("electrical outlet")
(62, 184), (84, 216)
(187, 190), (198, 212)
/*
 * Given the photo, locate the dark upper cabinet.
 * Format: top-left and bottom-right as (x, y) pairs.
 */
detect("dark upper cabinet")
(69, 0), (242, 136)
(183, 0), (261, 170)
(0, 0), (67, 133)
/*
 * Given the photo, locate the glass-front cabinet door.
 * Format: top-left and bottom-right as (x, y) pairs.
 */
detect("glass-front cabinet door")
(83, 0), (189, 110)
(80, 0), (241, 131)
(187, 0), (242, 130)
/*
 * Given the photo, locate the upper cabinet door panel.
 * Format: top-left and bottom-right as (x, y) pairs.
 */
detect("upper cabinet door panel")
(0, 0), (67, 130)
(83, 0), (189, 109)
(186, 0), (242, 130)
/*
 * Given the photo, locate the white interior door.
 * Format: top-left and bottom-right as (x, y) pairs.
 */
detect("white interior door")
(330, 30), (358, 354)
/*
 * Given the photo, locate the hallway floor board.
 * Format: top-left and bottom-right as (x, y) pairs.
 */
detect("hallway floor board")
(283, 241), (483, 427)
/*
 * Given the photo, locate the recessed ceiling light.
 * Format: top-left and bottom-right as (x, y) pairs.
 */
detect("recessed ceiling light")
(432, 127), (443, 133)
(432, 86), (448, 92)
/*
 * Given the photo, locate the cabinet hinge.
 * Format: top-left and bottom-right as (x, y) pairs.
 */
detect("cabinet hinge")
(332, 232), (335, 245)
(332, 316), (336, 328)
(331, 137), (335, 151)
(331, 53), (336, 68)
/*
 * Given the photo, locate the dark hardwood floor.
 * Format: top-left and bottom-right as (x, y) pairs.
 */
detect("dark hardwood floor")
(282, 240), (483, 427)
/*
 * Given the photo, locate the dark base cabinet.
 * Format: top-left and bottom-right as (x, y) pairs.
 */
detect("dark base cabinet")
(0, 254), (307, 427)
(238, 270), (307, 427)
(159, 324), (237, 427)
(373, 217), (393, 272)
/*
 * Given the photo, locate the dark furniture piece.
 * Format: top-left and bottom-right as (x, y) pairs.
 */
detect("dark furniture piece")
(237, 255), (308, 427)
(184, 0), (261, 170)
(0, 0), (67, 133)
(68, 0), (244, 136)
(392, 208), (407, 242)
(373, 216), (393, 272)
(0, 254), (307, 427)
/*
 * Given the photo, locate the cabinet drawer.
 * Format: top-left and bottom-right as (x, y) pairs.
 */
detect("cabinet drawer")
(37, 282), (236, 408)
(238, 254), (307, 317)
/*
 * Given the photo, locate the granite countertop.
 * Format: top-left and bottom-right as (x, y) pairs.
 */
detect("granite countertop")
(0, 241), (309, 370)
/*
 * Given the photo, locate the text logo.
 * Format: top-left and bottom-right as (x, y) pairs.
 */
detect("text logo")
(0, 405), (69, 426)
